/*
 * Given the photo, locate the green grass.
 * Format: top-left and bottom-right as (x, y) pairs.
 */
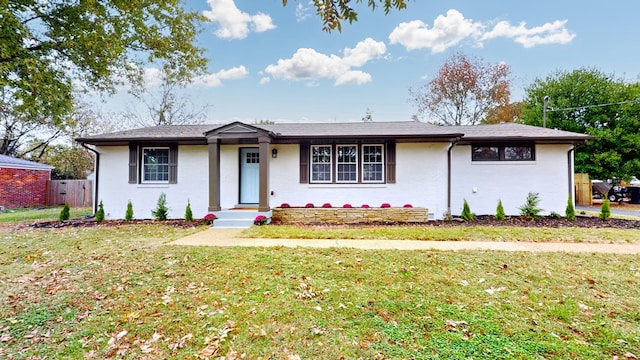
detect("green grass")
(1, 224), (639, 359)
(241, 224), (640, 243)
(0, 206), (92, 223)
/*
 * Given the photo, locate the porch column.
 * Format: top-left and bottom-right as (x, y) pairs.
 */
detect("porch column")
(258, 136), (271, 212)
(207, 137), (221, 212)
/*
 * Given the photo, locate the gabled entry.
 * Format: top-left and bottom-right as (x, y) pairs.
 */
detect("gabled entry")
(239, 148), (259, 204)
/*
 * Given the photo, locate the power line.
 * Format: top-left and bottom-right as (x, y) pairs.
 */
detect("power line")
(548, 98), (640, 112)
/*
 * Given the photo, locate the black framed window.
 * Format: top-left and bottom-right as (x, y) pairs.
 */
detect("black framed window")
(472, 144), (535, 161)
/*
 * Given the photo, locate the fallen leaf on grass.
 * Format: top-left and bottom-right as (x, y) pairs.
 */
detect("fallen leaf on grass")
(170, 333), (193, 351)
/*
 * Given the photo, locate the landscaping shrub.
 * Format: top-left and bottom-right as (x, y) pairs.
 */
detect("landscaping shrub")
(184, 200), (193, 222)
(599, 198), (611, 221)
(59, 203), (70, 222)
(254, 215), (267, 225)
(280, 203), (291, 208)
(403, 204), (413, 208)
(361, 204), (370, 208)
(152, 193), (169, 221)
(125, 200), (134, 221)
(322, 203), (332, 208)
(565, 195), (576, 221)
(461, 199), (476, 221)
(380, 203), (391, 208)
(305, 203), (314, 208)
(549, 211), (561, 219)
(96, 201), (105, 222)
(342, 204), (352, 208)
(203, 213), (217, 225)
(519, 192), (543, 220)
(495, 199), (505, 221)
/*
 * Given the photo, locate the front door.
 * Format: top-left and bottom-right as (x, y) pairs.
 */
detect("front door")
(240, 148), (259, 204)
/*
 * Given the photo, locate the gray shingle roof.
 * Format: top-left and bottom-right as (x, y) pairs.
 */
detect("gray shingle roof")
(76, 121), (591, 145)
(0, 154), (54, 170)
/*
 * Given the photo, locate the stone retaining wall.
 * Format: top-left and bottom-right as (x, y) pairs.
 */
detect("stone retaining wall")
(272, 207), (429, 224)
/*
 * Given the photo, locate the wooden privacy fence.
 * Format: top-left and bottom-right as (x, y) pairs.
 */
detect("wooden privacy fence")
(574, 173), (591, 206)
(47, 180), (93, 207)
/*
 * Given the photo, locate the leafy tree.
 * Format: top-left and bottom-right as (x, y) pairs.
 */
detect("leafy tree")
(125, 201), (134, 222)
(461, 199), (475, 221)
(409, 52), (512, 125)
(565, 195), (576, 221)
(152, 193), (169, 221)
(520, 68), (640, 180)
(1, 0), (207, 142)
(599, 198), (611, 221)
(283, 0), (411, 32)
(495, 199), (506, 221)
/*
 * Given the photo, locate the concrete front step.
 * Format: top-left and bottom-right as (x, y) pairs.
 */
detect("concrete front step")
(213, 209), (271, 228)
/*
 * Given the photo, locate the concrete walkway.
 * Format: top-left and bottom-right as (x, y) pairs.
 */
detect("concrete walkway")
(167, 228), (640, 254)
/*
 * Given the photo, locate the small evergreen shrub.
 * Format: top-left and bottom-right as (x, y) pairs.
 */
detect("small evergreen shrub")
(519, 192), (543, 220)
(59, 203), (70, 222)
(495, 199), (506, 221)
(184, 200), (193, 222)
(549, 211), (561, 219)
(96, 201), (105, 222)
(461, 199), (476, 221)
(125, 200), (134, 221)
(599, 198), (611, 221)
(565, 195), (576, 221)
(152, 193), (169, 221)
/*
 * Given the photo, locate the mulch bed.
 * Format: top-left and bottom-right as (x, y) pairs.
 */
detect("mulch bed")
(9, 214), (640, 230)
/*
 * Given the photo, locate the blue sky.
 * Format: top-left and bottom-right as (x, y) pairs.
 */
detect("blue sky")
(102, 0), (640, 124)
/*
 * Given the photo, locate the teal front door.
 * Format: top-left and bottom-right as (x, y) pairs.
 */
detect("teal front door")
(240, 148), (259, 204)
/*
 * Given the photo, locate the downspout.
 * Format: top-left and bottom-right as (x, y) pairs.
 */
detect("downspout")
(80, 142), (99, 214)
(447, 138), (460, 217)
(567, 146), (575, 202)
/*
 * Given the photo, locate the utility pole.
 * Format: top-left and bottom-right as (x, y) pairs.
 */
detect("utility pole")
(543, 96), (549, 128)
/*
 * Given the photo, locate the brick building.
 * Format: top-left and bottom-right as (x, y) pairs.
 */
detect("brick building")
(0, 155), (54, 209)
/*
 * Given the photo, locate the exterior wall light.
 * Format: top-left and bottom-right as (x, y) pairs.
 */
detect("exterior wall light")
(271, 148), (278, 158)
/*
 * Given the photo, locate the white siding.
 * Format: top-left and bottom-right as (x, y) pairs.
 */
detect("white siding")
(450, 144), (573, 217)
(268, 143), (449, 218)
(97, 145), (209, 220)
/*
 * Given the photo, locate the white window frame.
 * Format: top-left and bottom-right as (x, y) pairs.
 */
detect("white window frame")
(361, 144), (384, 183)
(310, 145), (333, 183)
(141, 147), (170, 183)
(336, 144), (358, 183)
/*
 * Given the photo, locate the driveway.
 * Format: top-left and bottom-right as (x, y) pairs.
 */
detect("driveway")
(168, 228), (640, 254)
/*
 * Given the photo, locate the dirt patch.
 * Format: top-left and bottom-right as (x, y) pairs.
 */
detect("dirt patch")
(16, 219), (207, 230)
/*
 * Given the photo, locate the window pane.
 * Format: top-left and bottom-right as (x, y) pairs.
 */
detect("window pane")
(337, 145), (357, 182)
(362, 145), (383, 182)
(504, 146), (533, 160)
(472, 146), (499, 161)
(311, 146), (332, 182)
(143, 148), (170, 182)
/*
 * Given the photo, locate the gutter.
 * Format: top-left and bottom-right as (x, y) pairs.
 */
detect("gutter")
(80, 142), (99, 214)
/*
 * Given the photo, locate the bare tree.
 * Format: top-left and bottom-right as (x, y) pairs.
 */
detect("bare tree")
(124, 80), (211, 127)
(409, 52), (512, 125)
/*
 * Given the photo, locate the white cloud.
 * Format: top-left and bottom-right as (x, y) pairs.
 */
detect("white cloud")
(264, 38), (386, 85)
(142, 67), (165, 87)
(389, 9), (575, 52)
(295, 2), (312, 22)
(259, 77), (271, 85)
(203, 0), (276, 40)
(192, 66), (249, 87)
(388, 9), (483, 52)
(481, 19), (576, 48)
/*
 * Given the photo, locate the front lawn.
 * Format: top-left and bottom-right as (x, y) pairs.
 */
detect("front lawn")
(241, 224), (640, 243)
(1, 224), (638, 359)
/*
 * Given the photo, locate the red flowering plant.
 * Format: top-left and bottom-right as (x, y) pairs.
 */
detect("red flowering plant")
(403, 204), (413, 208)
(254, 215), (268, 225)
(280, 203), (291, 208)
(203, 213), (217, 225)
(305, 203), (315, 208)
(342, 204), (353, 208)
(380, 203), (391, 208)
(322, 203), (332, 208)
(361, 204), (370, 208)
